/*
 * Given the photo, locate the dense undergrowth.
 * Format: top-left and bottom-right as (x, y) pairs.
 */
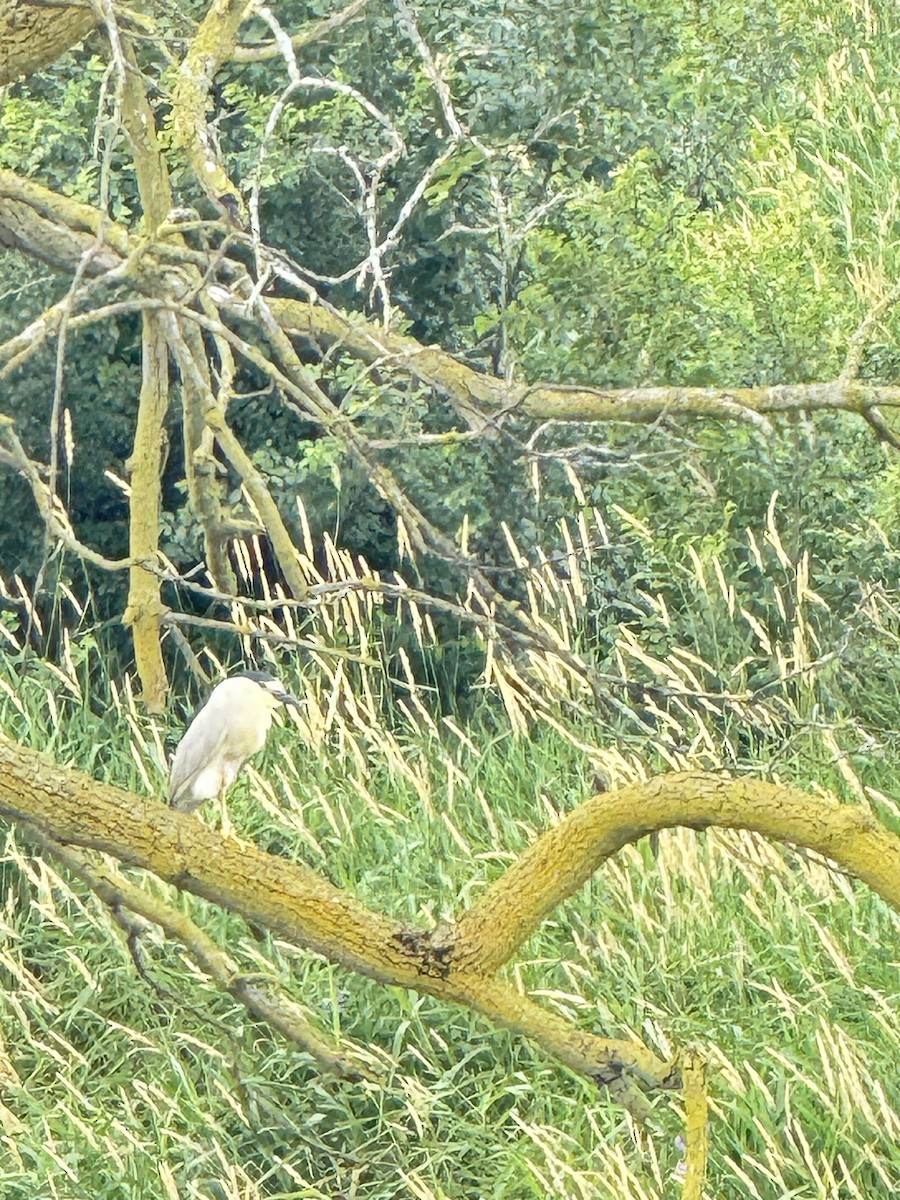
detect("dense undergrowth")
(0, 501), (899, 1199)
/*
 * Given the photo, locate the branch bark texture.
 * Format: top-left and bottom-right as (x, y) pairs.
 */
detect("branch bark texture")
(0, 2), (96, 87)
(450, 771), (900, 972)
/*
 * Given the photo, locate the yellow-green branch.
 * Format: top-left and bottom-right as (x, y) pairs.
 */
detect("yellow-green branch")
(170, 0), (251, 222)
(450, 771), (900, 974)
(0, 735), (674, 1100)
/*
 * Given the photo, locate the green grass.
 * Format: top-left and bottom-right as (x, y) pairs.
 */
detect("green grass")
(0, 512), (899, 1198)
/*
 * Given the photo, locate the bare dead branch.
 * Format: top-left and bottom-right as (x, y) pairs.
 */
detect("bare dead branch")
(394, 0), (465, 140)
(231, 0), (371, 62)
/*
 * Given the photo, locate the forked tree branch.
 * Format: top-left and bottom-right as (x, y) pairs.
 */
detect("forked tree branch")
(5, 164), (900, 715)
(0, 734), (672, 1113)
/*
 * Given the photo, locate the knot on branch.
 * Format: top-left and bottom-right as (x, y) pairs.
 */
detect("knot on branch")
(393, 926), (454, 980)
(122, 599), (170, 627)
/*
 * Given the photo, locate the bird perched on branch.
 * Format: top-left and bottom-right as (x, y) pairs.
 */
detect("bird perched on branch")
(168, 671), (300, 814)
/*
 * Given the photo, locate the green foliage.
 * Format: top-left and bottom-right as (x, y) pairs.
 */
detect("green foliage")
(0, 53), (103, 198)
(4, 0), (900, 638)
(508, 131), (849, 388)
(2, 2), (900, 1194)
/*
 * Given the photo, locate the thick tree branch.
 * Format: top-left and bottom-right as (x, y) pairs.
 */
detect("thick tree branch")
(93, 18), (175, 710)
(0, 169), (130, 266)
(3, 171), (899, 440)
(121, 311), (170, 709)
(681, 1048), (709, 1200)
(169, 316), (243, 593)
(450, 771), (900, 973)
(2, 736), (898, 1131)
(277, 299), (900, 431)
(0, 733), (676, 1108)
(0, 2), (96, 86)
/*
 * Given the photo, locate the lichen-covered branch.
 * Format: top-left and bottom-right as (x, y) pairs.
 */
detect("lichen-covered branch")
(123, 315), (170, 710)
(171, 0), (251, 222)
(0, 734), (676, 1106)
(3, 736), (899, 1123)
(103, 24), (177, 710)
(163, 312), (308, 598)
(0, 2), (96, 87)
(450, 771), (900, 973)
(166, 315), (242, 593)
(0, 168), (130, 268)
(4, 736), (900, 1197)
(681, 1048), (709, 1200)
(203, 406), (310, 600)
(3, 168), (900, 444)
(275, 298), (900, 433)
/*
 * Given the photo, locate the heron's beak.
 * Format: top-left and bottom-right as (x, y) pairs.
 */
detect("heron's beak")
(277, 691), (302, 708)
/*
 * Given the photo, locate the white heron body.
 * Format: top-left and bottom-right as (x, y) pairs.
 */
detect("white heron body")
(168, 673), (298, 813)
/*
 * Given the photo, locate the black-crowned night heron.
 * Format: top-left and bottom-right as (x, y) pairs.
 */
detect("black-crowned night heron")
(168, 671), (300, 814)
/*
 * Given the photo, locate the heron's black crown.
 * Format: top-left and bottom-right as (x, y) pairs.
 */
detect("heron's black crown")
(238, 670), (277, 685)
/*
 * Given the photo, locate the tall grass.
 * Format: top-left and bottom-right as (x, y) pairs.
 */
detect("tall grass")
(0, 502), (898, 1198)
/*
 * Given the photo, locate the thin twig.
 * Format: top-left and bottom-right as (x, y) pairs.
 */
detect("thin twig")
(24, 824), (375, 1081)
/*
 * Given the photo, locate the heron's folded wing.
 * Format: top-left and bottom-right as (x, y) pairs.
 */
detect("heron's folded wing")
(168, 709), (231, 809)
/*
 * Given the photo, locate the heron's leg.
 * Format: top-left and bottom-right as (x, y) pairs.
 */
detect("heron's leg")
(218, 786), (233, 838)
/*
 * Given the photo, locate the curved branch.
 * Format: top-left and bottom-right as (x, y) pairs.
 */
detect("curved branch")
(0, 733), (674, 1106)
(3, 736), (899, 1122)
(450, 771), (900, 973)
